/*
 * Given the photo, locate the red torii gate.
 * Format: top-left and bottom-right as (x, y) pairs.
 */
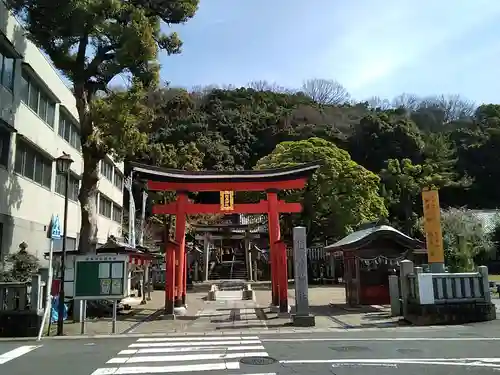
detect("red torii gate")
(130, 162), (320, 316)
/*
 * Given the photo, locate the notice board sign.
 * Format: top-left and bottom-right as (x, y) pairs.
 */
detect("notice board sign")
(73, 254), (128, 300)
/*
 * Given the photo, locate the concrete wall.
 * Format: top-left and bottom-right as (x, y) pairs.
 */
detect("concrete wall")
(0, 3), (124, 263)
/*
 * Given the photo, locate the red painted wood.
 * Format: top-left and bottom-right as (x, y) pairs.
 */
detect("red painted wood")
(147, 178), (308, 192)
(275, 240), (289, 313)
(359, 284), (390, 305)
(152, 200), (302, 215)
(267, 192), (280, 306)
(165, 241), (176, 314)
(174, 193), (188, 304)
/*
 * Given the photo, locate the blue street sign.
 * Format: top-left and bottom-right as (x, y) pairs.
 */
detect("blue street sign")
(51, 215), (61, 240)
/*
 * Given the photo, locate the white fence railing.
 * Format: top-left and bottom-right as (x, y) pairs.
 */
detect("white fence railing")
(406, 265), (490, 305)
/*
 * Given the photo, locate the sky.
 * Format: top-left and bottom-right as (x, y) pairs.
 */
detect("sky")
(159, 0), (500, 105)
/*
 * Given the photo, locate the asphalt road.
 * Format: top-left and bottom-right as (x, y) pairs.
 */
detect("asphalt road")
(2, 322), (500, 374)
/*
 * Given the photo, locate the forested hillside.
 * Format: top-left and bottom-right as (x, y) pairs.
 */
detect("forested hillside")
(133, 79), (500, 244)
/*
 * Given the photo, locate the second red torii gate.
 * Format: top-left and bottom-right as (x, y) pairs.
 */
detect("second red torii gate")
(130, 161), (321, 316)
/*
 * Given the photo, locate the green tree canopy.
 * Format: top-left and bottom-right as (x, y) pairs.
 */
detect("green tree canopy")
(5, 0), (199, 252)
(348, 112), (425, 173)
(431, 208), (494, 272)
(255, 137), (388, 243)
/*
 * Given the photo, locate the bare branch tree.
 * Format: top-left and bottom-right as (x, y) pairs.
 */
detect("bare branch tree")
(392, 93), (420, 112)
(301, 78), (350, 105)
(365, 96), (392, 110)
(247, 80), (292, 93)
(247, 80), (274, 91)
(423, 94), (476, 122)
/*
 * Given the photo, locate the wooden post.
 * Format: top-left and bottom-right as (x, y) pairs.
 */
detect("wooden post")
(174, 192), (188, 307)
(267, 190), (280, 307)
(275, 240), (289, 315)
(164, 240), (177, 317)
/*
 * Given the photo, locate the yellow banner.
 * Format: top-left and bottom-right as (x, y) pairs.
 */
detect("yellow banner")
(421, 189), (444, 263)
(219, 191), (234, 211)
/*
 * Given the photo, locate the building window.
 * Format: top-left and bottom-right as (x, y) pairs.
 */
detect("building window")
(53, 236), (77, 251)
(20, 71), (56, 127)
(112, 204), (122, 223)
(14, 138), (52, 188)
(114, 171), (123, 190)
(58, 113), (81, 151)
(0, 126), (10, 167)
(100, 159), (113, 181)
(99, 195), (112, 218)
(55, 173), (80, 201)
(0, 46), (15, 91)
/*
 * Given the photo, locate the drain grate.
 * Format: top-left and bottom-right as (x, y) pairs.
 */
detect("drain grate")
(330, 346), (371, 352)
(240, 356), (277, 365)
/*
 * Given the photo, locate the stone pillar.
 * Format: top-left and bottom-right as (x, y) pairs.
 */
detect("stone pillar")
(292, 227), (315, 326)
(146, 264), (151, 301)
(245, 234), (252, 281)
(141, 265), (147, 304)
(203, 234), (210, 282)
(329, 254), (335, 283)
(388, 275), (401, 316)
(253, 257), (258, 281)
(478, 266), (491, 303)
(30, 274), (43, 313)
(399, 260), (414, 319)
(194, 260), (199, 282)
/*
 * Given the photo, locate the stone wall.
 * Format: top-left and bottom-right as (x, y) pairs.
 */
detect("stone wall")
(0, 311), (43, 337)
(405, 301), (496, 326)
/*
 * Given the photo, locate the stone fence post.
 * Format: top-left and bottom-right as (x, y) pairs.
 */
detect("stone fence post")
(478, 266), (491, 303)
(399, 260), (414, 318)
(30, 274), (43, 313)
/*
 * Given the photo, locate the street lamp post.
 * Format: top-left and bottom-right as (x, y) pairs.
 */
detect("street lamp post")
(55, 152), (73, 336)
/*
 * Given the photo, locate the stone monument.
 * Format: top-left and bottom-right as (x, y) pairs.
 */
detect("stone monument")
(292, 226), (315, 326)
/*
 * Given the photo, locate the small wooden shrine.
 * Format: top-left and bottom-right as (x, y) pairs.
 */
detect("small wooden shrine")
(324, 225), (425, 306)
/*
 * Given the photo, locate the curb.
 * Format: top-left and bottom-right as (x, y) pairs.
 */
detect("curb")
(0, 323), (469, 342)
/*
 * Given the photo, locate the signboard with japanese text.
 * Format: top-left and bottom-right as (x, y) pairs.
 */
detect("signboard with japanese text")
(73, 254), (128, 300)
(421, 189), (444, 263)
(219, 191), (234, 211)
(50, 215), (61, 240)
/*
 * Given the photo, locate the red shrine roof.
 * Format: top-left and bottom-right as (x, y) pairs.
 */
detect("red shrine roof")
(129, 161), (322, 183)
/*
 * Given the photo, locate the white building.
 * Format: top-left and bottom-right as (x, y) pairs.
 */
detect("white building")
(0, 4), (124, 263)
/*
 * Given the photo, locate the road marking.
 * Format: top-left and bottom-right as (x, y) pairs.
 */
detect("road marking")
(91, 362), (240, 374)
(130, 339), (262, 347)
(263, 337), (500, 342)
(92, 334), (270, 374)
(280, 357), (500, 369)
(0, 345), (41, 364)
(137, 336), (259, 342)
(108, 351), (269, 364)
(119, 344), (266, 355)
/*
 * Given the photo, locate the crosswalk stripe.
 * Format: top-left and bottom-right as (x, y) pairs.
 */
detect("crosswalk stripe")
(91, 361), (241, 374)
(0, 345), (41, 365)
(130, 339), (261, 347)
(119, 344), (266, 355)
(92, 334), (269, 374)
(137, 336), (258, 342)
(108, 351), (269, 364)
